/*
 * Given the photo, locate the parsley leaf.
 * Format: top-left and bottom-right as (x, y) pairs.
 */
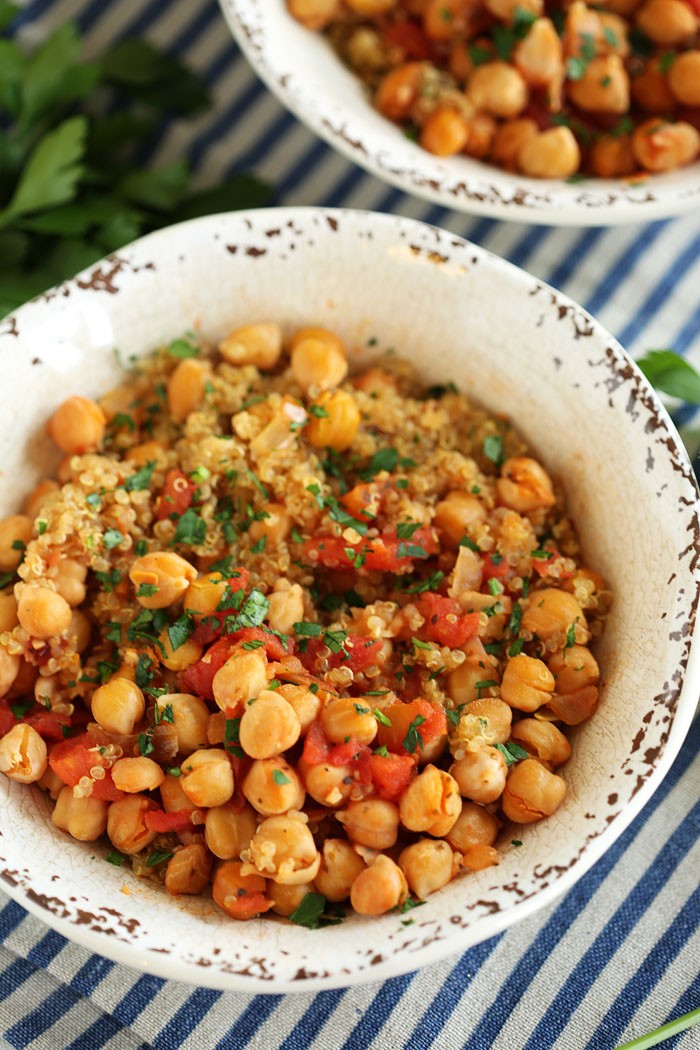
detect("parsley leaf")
(483, 434), (504, 467)
(289, 892), (344, 929)
(272, 769), (291, 786)
(403, 714), (427, 754)
(359, 448), (399, 480)
(636, 349), (700, 403)
(493, 742), (529, 766)
(172, 507), (206, 546)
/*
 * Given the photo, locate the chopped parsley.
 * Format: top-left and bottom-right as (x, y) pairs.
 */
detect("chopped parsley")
(308, 403), (329, 418)
(105, 850), (125, 866)
(172, 508), (206, 547)
(359, 447), (399, 480)
(483, 434), (504, 468)
(95, 569), (122, 593)
(396, 542), (428, 559)
(146, 850), (173, 867)
(272, 769), (291, 786)
(494, 742), (529, 766)
(373, 707), (392, 727)
(251, 536), (267, 554)
(396, 521), (421, 540)
(122, 460), (156, 492)
(135, 654), (154, 689)
(137, 583), (158, 598)
(167, 613), (195, 652)
(403, 714), (427, 754)
(103, 528), (124, 550)
(289, 892), (344, 929)
(225, 717), (244, 758)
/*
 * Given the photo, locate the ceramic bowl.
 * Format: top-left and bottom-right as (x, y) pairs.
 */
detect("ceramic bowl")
(220, 0), (700, 226)
(0, 208), (698, 992)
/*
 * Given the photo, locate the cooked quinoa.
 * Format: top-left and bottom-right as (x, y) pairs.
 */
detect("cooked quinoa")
(0, 321), (610, 922)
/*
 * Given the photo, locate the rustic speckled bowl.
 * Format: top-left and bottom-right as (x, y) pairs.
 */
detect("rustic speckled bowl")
(0, 208), (698, 992)
(220, 0), (700, 225)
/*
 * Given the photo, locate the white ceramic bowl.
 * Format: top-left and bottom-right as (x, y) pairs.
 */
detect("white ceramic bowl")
(0, 208), (698, 992)
(220, 0), (700, 226)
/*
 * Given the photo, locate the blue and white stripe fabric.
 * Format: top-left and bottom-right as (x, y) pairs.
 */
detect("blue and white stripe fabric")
(2, 1), (700, 1047)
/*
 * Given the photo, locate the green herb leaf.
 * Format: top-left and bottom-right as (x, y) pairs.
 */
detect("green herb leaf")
(146, 849), (173, 868)
(172, 507), (206, 546)
(636, 349), (700, 403)
(167, 613), (195, 652)
(483, 434), (504, 467)
(103, 528), (123, 550)
(494, 742), (529, 766)
(373, 707), (392, 727)
(168, 336), (199, 359)
(293, 621), (323, 638)
(272, 768), (291, 786)
(359, 447), (399, 480)
(123, 460), (156, 492)
(105, 849), (125, 866)
(137, 732), (154, 756)
(137, 583), (158, 598)
(289, 892), (344, 929)
(403, 714), (427, 754)
(0, 116), (87, 226)
(396, 521), (421, 540)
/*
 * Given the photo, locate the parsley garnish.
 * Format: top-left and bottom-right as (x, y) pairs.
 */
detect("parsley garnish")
(137, 583), (158, 598)
(359, 447), (399, 480)
(396, 542), (428, 559)
(103, 528), (123, 550)
(272, 769), (291, 786)
(95, 568), (122, 593)
(308, 403), (329, 418)
(172, 507), (206, 546)
(494, 742), (529, 766)
(373, 707), (392, 726)
(396, 521), (421, 540)
(123, 461), (156, 492)
(289, 893), (345, 929)
(403, 714), (427, 754)
(146, 849), (173, 867)
(224, 717), (244, 758)
(167, 613), (195, 651)
(105, 850), (125, 866)
(483, 434), (504, 467)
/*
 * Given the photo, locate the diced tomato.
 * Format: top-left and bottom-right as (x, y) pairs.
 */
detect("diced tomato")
(155, 469), (196, 521)
(298, 634), (383, 677)
(328, 739), (367, 766)
(145, 809), (194, 833)
(383, 20), (433, 60)
(532, 551), (574, 579)
(376, 698), (448, 757)
(482, 554), (510, 581)
(22, 705), (71, 742)
(0, 699), (18, 737)
(408, 592), (480, 648)
(302, 526), (439, 574)
(229, 627), (292, 660)
(178, 638), (234, 699)
(368, 751), (417, 802)
(339, 479), (389, 522)
(302, 721), (331, 765)
(49, 735), (124, 801)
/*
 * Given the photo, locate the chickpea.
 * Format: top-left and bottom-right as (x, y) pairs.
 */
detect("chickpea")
(52, 786), (109, 841)
(243, 757), (305, 816)
(631, 58), (676, 113)
(267, 881), (313, 917)
(501, 654), (555, 713)
(54, 557), (88, 607)
(107, 796), (159, 854)
(524, 590), (587, 647)
(167, 358), (210, 423)
(291, 334), (348, 395)
(158, 628), (203, 672)
(38, 765), (66, 800)
(164, 843), (213, 896)
(450, 746), (508, 803)
(111, 757), (165, 793)
(518, 126), (581, 178)
(337, 798), (400, 849)
(17, 585), (71, 639)
(399, 839), (457, 900)
(125, 440), (168, 469)
(465, 111), (499, 159)
(433, 491), (487, 548)
(0, 723), (47, 783)
(419, 107), (470, 156)
(590, 135), (636, 178)
(469, 63), (528, 118)
(23, 479), (59, 519)
(305, 389), (361, 451)
(212, 647), (268, 711)
(497, 457), (555, 513)
(399, 765), (462, 836)
(92, 678), (145, 735)
(350, 855), (408, 916)
(462, 844), (500, 870)
(352, 367), (398, 396)
(321, 696), (377, 747)
(183, 572), (231, 617)
(502, 758), (566, 823)
(545, 685), (599, 724)
(0, 515), (33, 572)
(0, 589), (18, 632)
(47, 396), (106, 454)
(376, 62), (426, 120)
(446, 661), (497, 706)
(449, 545), (484, 595)
(446, 801), (500, 852)
(219, 322), (282, 370)
(635, 0), (696, 44)
(180, 749), (234, 808)
(346, 0), (397, 12)
(287, 0), (341, 29)
(0, 647), (19, 698)
(485, 0), (542, 20)
(450, 697), (512, 750)
(424, 0), (480, 39)
(129, 551), (197, 609)
(314, 839), (366, 902)
(547, 644), (599, 694)
(239, 691), (301, 760)
(205, 801), (257, 859)
(299, 757), (354, 807)
(213, 859), (271, 919)
(160, 771), (199, 815)
(244, 812), (320, 884)
(278, 684), (322, 733)
(668, 51), (700, 106)
(513, 19), (563, 88)
(491, 118), (539, 171)
(267, 581), (304, 636)
(511, 718), (572, 768)
(633, 119), (700, 172)
(568, 55), (629, 114)
(156, 693), (210, 755)
(248, 504), (292, 548)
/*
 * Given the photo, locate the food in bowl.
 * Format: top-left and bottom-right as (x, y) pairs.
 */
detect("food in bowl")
(0, 318), (610, 923)
(287, 0), (700, 180)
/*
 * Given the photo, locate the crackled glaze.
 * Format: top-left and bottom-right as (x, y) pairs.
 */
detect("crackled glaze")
(220, 0), (700, 226)
(0, 209), (698, 992)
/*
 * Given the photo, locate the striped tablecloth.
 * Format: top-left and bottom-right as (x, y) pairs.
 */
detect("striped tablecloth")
(1, 1), (699, 1047)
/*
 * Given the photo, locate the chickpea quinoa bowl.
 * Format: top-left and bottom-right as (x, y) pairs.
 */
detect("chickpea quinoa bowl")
(0, 208), (697, 991)
(220, 0), (700, 223)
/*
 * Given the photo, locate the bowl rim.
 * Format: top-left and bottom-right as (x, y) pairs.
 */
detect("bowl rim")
(219, 0), (700, 226)
(1, 206), (699, 992)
